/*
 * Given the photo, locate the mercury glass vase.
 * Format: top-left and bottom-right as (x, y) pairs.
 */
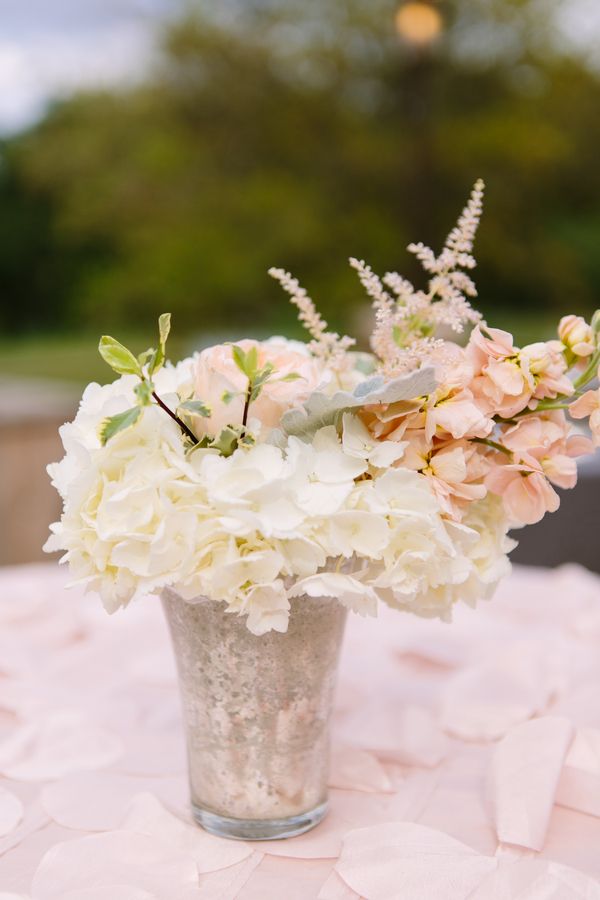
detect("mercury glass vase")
(161, 588), (348, 840)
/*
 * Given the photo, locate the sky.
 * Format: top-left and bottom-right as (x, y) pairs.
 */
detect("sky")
(0, 0), (599, 135)
(0, 0), (174, 133)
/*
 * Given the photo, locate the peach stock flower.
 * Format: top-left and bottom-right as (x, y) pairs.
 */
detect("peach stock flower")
(558, 315), (595, 357)
(471, 357), (535, 418)
(519, 341), (573, 401)
(193, 338), (324, 437)
(486, 411), (593, 524)
(486, 464), (560, 526)
(403, 435), (488, 520)
(422, 387), (493, 442)
(466, 325), (517, 370)
(466, 325), (535, 417)
(570, 386), (600, 446)
(499, 413), (587, 490)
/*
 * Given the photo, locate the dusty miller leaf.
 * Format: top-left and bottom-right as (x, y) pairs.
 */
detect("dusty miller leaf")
(274, 367), (436, 441)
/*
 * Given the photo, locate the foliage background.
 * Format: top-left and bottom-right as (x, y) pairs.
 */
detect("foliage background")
(1, 0), (600, 380)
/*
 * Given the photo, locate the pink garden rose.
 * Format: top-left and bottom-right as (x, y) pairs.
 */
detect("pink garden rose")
(193, 338), (324, 437)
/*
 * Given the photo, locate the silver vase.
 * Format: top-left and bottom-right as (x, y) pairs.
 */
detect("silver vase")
(161, 588), (348, 840)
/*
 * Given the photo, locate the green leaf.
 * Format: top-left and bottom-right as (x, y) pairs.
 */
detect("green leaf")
(245, 345), (259, 376)
(278, 371), (302, 382)
(231, 345), (248, 376)
(99, 406), (142, 445)
(178, 399), (212, 417)
(98, 336), (141, 376)
(151, 312), (172, 374)
(249, 362), (275, 402)
(221, 390), (238, 405)
(138, 348), (157, 370)
(134, 381), (153, 406)
(159, 313), (171, 348)
(239, 431), (256, 449)
(231, 344), (258, 379)
(210, 425), (240, 457)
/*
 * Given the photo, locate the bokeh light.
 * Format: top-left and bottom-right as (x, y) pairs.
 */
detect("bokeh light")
(395, 2), (444, 45)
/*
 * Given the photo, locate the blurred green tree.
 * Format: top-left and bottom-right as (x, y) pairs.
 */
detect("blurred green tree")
(1, 0), (600, 341)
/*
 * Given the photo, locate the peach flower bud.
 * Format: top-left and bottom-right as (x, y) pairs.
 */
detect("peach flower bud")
(558, 315), (595, 357)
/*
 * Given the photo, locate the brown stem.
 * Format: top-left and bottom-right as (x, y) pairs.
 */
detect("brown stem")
(241, 383), (252, 429)
(152, 391), (199, 444)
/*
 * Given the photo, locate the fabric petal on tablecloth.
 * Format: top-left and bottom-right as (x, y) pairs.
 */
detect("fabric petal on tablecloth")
(329, 747), (392, 793)
(61, 889), (157, 900)
(335, 702), (447, 766)
(41, 773), (184, 832)
(196, 853), (264, 899)
(556, 728), (600, 818)
(440, 641), (568, 741)
(30, 830), (200, 900)
(120, 792), (254, 874)
(334, 821), (497, 900)
(0, 787), (23, 837)
(317, 870), (361, 900)
(468, 855), (600, 899)
(490, 715), (574, 850)
(0, 712), (122, 781)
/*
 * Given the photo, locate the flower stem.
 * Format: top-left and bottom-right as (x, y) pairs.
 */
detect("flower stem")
(472, 437), (512, 456)
(574, 350), (600, 390)
(152, 391), (199, 444)
(241, 379), (252, 429)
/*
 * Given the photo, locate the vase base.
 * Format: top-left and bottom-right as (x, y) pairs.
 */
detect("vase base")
(191, 800), (328, 841)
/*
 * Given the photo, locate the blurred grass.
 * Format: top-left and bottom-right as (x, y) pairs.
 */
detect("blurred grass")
(0, 332), (190, 387)
(0, 311), (559, 387)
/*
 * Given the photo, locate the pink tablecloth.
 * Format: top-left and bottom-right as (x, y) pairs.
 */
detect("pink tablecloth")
(1, 563), (600, 899)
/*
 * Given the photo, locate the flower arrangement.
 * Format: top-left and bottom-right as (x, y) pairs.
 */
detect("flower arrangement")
(46, 182), (600, 635)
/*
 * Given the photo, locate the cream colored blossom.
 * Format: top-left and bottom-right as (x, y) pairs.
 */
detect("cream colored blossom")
(558, 315), (595, 357)
(47, 368), (507, 634)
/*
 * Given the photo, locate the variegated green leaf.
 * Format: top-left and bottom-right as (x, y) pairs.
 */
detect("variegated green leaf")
(99, 406), (142, 445)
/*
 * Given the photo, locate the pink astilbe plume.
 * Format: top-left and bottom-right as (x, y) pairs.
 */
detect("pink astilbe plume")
(351, 181), (486, 374)
(348, 257), (398, 367)
(268, 267), (355, 366)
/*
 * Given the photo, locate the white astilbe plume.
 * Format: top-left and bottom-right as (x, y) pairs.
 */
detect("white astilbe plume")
(268, 267), (355, 366)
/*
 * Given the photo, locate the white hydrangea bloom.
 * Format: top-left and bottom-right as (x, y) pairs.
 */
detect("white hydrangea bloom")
(46, 363), (511, 634)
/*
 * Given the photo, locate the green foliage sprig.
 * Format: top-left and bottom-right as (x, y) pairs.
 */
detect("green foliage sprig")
(98, 313), (210, 446)
(96, 324), (299, 456)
